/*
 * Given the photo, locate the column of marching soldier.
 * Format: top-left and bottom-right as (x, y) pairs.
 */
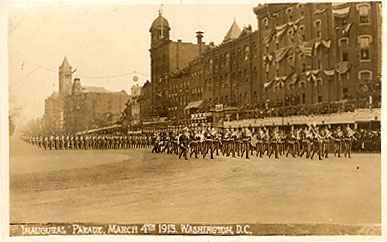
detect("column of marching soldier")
(22, 124), (363, 160)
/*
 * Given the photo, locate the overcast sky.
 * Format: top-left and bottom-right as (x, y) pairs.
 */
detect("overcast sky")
(8, 2), (258, 124)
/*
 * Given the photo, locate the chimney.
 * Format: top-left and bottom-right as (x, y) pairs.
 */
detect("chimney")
(196, 31), (203, 44)
(196, 31), (204, 55)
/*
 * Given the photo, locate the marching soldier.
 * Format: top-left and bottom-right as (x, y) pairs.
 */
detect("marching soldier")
(344, 124), (356, 158)
(178, 128), (190, 160)
(333, 126), (343, 158)
(286, 126), (297, 158)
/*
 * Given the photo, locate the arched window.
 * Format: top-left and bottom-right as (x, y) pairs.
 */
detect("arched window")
(314, 19), (322, 39)
(357, 4), (371, 24)
(359, 35), (372, 61)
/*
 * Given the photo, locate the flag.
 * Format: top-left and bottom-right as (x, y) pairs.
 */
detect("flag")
(299, 42), (314, 57)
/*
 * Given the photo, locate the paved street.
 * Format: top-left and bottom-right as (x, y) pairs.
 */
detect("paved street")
(10, 137), (380, 226)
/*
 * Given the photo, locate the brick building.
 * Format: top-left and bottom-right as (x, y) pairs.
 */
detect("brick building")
(63, 78), (129, 133)
(148, 11), (261, 125)
(253, 2), (381, 109)
(42, 58), (129, 134)
(42, 57), (73, 133)
(149, 11), (205, 118)
(140, 2), (381, 127)
(139, 80), (153, 122)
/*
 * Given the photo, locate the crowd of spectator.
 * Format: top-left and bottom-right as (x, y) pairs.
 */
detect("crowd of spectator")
(238, 98), (381, 120)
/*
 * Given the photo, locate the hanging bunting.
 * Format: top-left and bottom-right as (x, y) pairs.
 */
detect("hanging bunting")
(314, 8), (327, 15)
(333, 6), (351, 18)
(274, 46), (292, 62)
(323, 69), (335, 76)
(336, 62), (351, 74)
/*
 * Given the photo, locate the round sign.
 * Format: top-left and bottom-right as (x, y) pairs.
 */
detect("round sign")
(132, 75), (138, 82)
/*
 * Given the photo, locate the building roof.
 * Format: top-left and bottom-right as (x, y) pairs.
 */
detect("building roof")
(150, 12), (170, 31)
(223, 20), (241, 42)
(81, 86), (110, 93)
(60, 56), (70, 67)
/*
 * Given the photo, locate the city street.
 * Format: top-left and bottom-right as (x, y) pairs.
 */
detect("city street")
(10, 137), (380, 226)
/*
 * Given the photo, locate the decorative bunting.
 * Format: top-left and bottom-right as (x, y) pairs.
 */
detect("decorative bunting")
(314, 8), (327, 15)
(333, 6), (351, 18)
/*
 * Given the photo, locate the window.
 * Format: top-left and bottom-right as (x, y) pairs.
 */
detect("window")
(358, 4), (370, 24)
(340, 73), (349, 81)
(342, 51), (349, 61)
(359, 36), (371, 61)
(339, 37), (349, 47)
(314, 19), (322, 39)
(302, 93), (306, 104)
(318, 96), (323, 103)
(275, 60), (279, 71)
(343, 88), (348, 99)
(359, 70), (372, 81)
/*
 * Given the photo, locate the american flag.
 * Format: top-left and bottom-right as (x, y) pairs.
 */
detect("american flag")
(299, 42), (314, 56)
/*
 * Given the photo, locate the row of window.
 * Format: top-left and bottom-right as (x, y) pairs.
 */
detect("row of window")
(262, 3), (371, 29)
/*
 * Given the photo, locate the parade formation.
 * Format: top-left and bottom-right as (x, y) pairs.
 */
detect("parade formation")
(22, 124), (380, 161)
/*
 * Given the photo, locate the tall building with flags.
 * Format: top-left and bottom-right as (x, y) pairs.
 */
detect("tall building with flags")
(148, 10), (260, 126)
(145, 2), (381, 127)
(149, 10), (204, 118)
(253, 2), (381, 108)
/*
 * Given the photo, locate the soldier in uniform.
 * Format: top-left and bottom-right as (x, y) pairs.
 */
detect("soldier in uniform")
(310, 125), (323, 160)
(178, 128), (190, 160)
(268, 127), (280, 159)
(286, 126), (297, 158)
(222, 128), (231, 157)
(344, 124), (356, 158)
(240, 127), (251, 159)
(322, 126), (332, 158)
(189, 128), (200, 158)
(333, 126), (343, 158)
(202, 127), (214, 159)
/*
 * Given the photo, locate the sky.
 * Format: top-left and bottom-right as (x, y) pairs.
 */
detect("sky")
(8, 2), (258, 126)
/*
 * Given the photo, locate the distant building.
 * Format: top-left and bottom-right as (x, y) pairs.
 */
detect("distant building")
(63, 78), (129, 133)
(121, 82), (142, 129)
(42, 58), (129, 134)
(139, 80), (153, 122)
(42, 57), (72, 133)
